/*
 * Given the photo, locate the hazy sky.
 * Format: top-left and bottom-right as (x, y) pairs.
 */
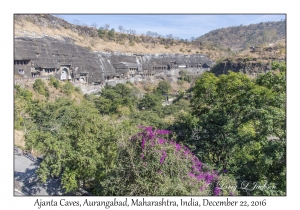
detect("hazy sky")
(55, 14), (286, 40)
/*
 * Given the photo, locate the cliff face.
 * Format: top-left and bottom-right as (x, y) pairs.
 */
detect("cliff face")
(14, 36), (103, 83)
(14, 36), (214, 84)
(210, 60), (273, 77)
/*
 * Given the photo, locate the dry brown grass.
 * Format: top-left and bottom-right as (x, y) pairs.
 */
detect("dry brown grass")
(14, 19), (220, 56)
(14, 18), (286, 63)
(170, 81), (191, 93)
(14, 130), (25, 149)
(14, 129), (42, 156)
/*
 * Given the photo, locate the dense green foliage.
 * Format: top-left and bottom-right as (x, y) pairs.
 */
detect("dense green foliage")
(14, 62), (286, 196)
(173, 62), (286, 195)
(91, 84), (137, 115)
(178, 70), (192, 83)
(14, 85), (34, 130)
(49, 76), (60, 89)
(138, 93), (162, 111)
(60, 81), (74, 95)
(25, 98), (120, 192)
(33, 79), (50, 98)
(98, 27), (106, 38)
(155, 80), (171, 95)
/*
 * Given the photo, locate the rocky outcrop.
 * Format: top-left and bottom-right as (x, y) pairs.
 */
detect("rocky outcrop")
(14, 36), (103, 83)
(14, 36), (214, 85)
(210, 60), (273, 77)
(14, 14), (98, 38)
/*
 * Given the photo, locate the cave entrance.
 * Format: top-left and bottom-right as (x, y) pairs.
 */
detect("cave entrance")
(61, 68), (68, 80)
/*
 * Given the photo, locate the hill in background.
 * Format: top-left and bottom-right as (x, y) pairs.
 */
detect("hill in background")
(195, 20), (286, 51)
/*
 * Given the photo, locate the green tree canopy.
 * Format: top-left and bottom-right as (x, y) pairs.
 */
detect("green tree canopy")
(33, 79), (49, 98)
(174, 63), (286, 195)
(155, 80), (171, 95)
(25, 98), (118, 193)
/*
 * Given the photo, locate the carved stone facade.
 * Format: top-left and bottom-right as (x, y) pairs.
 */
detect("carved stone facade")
(14, 36), (214, 86)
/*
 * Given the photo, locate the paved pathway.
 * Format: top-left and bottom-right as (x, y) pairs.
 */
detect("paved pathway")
(14, 146), (63, 196)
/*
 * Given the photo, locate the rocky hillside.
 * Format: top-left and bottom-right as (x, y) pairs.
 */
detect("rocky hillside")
(14, 30), (213, 94)
(14, 14), (286, 80)
(14, 14), (207, 55)
(195, 20), (286, 51)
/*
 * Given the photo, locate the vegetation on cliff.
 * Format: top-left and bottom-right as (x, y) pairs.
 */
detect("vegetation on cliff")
(14, 14), (285, 62)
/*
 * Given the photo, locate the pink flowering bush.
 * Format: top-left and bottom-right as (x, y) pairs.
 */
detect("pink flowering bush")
(100, 126), (237, 196)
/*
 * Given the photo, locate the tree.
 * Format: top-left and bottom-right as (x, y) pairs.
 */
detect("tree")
(118, 25), (124, 32)
(128, 29), (136, 35)
(263, 29), (278, 44)
(138, 93), (160, 110)
(178, 70), (192, 83)
(166, 34), (173, 39)
(192, 71), (282, 158)
(179, 66), (286, 195)
(14, 85), (34, 130)
(73, 19), (80, 25)
(104, 24), (110, 30)
(49, 76), (60, 89)
(25, 99), (118, 193)
(98, 27), (106, 38)
(33, 79), (49, 98)
(91, 22), (98, 29)
(60, 81), (74, 95)
(114, 83), (131, 96)
(93, 84), (137, 115)
(166, 34), (173, 45)
(108, 28), (115, 40)
(155, 80), (171, 95)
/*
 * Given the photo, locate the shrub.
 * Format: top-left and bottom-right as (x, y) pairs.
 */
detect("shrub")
(138, 93), (160, 110)
(100, 126), (237, 196)
(98, 27), (106, 38)
(126, 81), (133, 86)
(155, 80), (171, 95)
(143, 82), (154, 92)
(178, 70), (192, 83)
(49, 76), (60, 89)
(14, 85), (34, 130)
(74, 86), (81, 93)
(60, 82), (74, 95)
(116, 105), (130, 117)
(129, 41), (135, 46)
(177, 79), (184, 85)
(33, 79), (49, 98)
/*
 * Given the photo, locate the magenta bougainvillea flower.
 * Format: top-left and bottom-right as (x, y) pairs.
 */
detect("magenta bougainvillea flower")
(214, 187), (221, 196)
(158, 138), (166, 144)
(160, 150), (167, 164)
(156, 129), (171, 135)
(132, 126), (222, 196)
